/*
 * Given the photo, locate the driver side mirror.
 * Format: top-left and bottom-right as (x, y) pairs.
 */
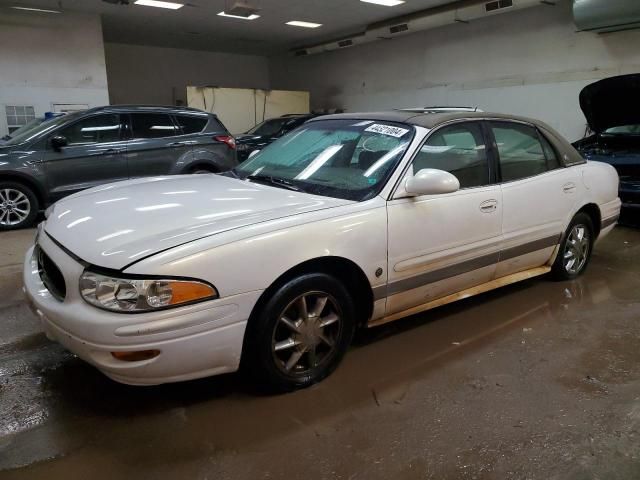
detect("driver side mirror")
(405, 168), (460, 196)
(50, 135), (68, 151)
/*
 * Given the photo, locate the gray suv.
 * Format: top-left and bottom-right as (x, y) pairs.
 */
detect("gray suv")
(0, 105), (237, 230)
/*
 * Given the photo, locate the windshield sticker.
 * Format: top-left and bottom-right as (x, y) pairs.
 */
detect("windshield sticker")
(365, 124), (410, 138)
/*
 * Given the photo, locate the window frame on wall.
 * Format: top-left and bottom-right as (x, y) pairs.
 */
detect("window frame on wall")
(5, 105), (36, 134)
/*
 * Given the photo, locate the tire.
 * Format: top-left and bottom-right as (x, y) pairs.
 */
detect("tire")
(551, 212), (595, 280)
(242, 273), (356, 392)
(0, 181), (39, 231)
(190, 166), (216, 174)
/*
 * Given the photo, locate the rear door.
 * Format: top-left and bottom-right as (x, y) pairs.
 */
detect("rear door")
(488, 120), (582, 277)
(42, 113), (128, 201)
(386, 121), (503, 315)
(125, 112), (191, 178)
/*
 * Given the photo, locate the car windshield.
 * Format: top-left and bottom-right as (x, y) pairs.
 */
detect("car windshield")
(1, 117), (45, 142)
(3, 113), (79, 146)
(234, 119), (414, 201)
(603, 125), (640, 136)
(246, 118), (291, 136)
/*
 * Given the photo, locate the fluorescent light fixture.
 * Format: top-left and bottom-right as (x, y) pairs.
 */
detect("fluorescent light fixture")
(217, 11), (260, 20)
(286, 20), (322, 28)
(11, 6), (61, 13)
(134, 0), (184, 10)
(360, 0), (405, 5)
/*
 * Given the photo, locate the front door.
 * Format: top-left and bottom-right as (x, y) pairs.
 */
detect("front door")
(386, 121), (503, 315)
(42, 113), (128, 201)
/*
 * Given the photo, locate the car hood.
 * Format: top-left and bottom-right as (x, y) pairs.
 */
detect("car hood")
(44, 174), (353, 270)
(579, 74), (640, 134)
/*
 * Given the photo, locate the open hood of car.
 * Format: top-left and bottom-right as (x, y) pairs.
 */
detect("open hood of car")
(44, 174), (352, 270)
(579, 74), (640, 134)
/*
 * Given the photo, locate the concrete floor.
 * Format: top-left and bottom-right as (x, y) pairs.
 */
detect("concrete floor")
(1, 225), (640, 479)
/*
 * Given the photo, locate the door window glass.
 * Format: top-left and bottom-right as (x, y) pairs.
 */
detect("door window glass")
(491, 122), (548, 181)
(539, 132), (560, 170)
(175, 115), (208, 135)
(130, 113), (178, 139)
(58, 114), (121, 145)
(412, 122), (490, 189)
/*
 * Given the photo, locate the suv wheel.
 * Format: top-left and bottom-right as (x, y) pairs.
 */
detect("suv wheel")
(0, 182), (39, 230)
(243, 273), (355, 392)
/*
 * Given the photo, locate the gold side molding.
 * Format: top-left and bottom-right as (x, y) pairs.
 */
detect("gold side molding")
(368, 266), (551, 328)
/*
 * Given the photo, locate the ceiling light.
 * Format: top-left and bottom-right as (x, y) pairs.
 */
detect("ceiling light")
(217, 11), (260, 20)
(134, 0), (184, 9)
(360, 0), (405, 5)
(11, 6), (61, 13)
(286, 20), (322, 28)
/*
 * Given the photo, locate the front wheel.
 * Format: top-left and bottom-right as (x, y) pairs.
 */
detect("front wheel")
(551, 212), (594, 280)
(243, 273), (355, 392)
(0, 182), (39, 230)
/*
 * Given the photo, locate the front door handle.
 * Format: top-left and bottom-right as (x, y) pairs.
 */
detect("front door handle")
(563, 182), (577, 193)
(479, 199), (498, 213)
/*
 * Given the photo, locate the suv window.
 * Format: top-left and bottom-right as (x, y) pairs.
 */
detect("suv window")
(57, 114), (121, 145)
(175, 114), (208, 135)
(412, 122), (490, 189)
(491, 122), (549, 181)
(130, 113), (178, 139)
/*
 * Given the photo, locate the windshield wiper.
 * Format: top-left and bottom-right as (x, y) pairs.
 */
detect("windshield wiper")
(246, 174), (302, 192)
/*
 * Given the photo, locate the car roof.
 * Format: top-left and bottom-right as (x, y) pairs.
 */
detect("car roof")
(309, 110), (547, 130)
(83, 105), (212, 115)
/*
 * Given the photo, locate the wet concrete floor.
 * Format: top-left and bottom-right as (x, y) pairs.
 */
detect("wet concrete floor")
(1, 225), (640, 479)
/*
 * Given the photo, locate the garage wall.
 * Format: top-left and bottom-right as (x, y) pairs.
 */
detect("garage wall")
(105, 43), (270, 107)
(0, 11), (110, 136)
(269, 0), (640, 141)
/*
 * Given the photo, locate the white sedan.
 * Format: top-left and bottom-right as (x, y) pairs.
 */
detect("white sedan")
(23, 111), (621, 391)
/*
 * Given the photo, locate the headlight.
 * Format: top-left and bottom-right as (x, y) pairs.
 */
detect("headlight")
(80, 271), (218, 312)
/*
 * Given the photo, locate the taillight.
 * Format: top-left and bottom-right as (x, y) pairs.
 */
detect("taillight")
(214, 135), (236, 150)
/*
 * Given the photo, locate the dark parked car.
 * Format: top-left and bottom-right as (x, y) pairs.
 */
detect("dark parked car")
(0, 105), (237, 230)
(573, 74), (640, 213)
(235, 113), (319, 162)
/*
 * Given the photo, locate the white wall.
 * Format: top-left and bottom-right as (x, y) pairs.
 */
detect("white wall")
(0, 11), (110, 136)
(105, 43), (270, 106)
(269, 0), (640, 141)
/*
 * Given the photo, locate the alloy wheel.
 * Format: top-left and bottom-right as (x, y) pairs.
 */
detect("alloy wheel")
(271, 291), (343, 375)
(563, 224), (590, 275)
(0, 188), (31, 227)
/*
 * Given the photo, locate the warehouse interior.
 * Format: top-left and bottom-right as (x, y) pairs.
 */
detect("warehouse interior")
(1, 0), (640, 478)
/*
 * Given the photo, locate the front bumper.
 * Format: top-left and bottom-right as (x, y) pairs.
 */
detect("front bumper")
(23, 231), (262, 385)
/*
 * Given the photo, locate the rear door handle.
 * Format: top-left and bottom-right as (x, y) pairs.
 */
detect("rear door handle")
(102, 148), (122, 155)
(479, 199), (498, 213)
(563, 182), (577, 193)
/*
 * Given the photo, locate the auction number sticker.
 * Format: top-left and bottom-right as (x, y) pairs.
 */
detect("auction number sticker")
(365, 124), (410, 138)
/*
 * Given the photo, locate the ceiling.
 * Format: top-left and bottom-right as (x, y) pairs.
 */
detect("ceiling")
(0, 0), (459, 55)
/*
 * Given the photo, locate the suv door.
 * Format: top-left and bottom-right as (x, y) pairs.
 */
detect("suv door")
(126, 112), (191, 178)
(42, 113), (128, 201)
(386, 121), (503, 315)
(488, 120), (582, 277)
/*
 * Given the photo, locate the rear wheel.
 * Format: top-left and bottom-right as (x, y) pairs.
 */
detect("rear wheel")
(243, 273), (355, 392)
(552, 212), (594, 280)
(0, 182), (39, 230)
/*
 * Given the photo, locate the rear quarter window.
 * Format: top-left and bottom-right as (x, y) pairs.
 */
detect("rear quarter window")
(175, 115), (208, 135)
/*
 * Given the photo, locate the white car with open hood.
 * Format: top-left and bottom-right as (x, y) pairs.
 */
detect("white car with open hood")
(23, 111), (621, 391)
